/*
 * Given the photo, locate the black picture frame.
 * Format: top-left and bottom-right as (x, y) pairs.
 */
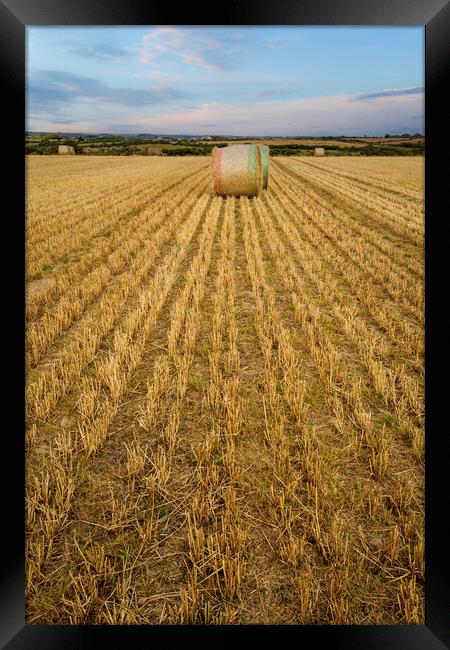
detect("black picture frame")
(1, 0), (448, 647)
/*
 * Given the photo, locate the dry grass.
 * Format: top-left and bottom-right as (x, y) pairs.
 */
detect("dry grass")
(26, 155), (424, 625)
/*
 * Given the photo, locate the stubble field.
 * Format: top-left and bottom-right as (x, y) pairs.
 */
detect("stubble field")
(26, 154), (424, 624)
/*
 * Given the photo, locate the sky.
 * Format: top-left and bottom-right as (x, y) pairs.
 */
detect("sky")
(26, 26), (424, 136)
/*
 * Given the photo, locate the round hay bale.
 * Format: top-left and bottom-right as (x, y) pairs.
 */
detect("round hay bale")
(257, 144), (270, 189)
(58, 145), (75, 155)
(212, 144), (262, 197)
(314, 147), (325, 157)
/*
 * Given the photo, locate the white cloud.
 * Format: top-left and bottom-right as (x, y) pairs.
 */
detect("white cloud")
(26, 116), (102, 133)
(138, 27), (246, 71)
(181, 51), (219, 71)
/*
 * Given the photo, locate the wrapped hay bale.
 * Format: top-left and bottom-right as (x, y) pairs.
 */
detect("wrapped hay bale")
(212, 144), (262, 197)
(257, 144), (270, 189)
(58, 145), (75, 155)
(314, 147), (325, 157)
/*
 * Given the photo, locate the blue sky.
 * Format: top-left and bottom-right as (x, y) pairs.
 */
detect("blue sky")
(26, 26), (424, 135)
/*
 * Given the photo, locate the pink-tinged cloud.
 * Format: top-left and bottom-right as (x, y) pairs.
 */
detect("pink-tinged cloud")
(112, 87), (424, 135)
(181, 52), (221, 71)
(138, 27), (246, 71)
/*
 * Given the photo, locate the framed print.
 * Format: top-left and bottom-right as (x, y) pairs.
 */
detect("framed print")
(1, 0), (448, 647)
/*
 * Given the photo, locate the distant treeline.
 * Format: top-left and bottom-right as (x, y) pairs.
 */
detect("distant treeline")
(268, 142), (424, 156)
(161, 144), (228, 156)
(161, 142), (424, 156)
(25, 135), (424, 156)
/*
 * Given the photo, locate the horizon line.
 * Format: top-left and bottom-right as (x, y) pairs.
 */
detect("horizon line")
(25, 131), (425, 137)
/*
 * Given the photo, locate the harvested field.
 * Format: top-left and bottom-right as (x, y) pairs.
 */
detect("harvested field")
(26, 154), (424, 625)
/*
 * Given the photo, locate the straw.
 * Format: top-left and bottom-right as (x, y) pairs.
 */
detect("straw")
(212, 144), (262, 197)
(58, 145), (75, 155)
(258, 144), (270, 189)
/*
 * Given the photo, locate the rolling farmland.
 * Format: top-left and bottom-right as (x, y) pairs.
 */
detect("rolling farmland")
(26, 155), (424, 624)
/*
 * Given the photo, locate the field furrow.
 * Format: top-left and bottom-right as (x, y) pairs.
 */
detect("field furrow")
(288, 157), (424, 231)
(274, 160), (423, 284)
(26, 169), (210, 367)
(270, 164), (424, 361)
(297, 158), (423, 206)
(26, 188), (210, 428)
(278, 158), (423, 247)
(26, 155), (424, 625)
(26, 190), (221, 623)
(308, 157), (423, 197)
(26, 166), (209, 320)
(254, 191), (423, 457)
(27, 161), (209, 280)
(243, 195), (423, 622)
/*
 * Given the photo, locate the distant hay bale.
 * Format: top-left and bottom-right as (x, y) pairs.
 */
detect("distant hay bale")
(314, 147), (325, 157)
(212, 144), (262, 197)
(258, 144), (270, 189)
(58, 145), (75, 155)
